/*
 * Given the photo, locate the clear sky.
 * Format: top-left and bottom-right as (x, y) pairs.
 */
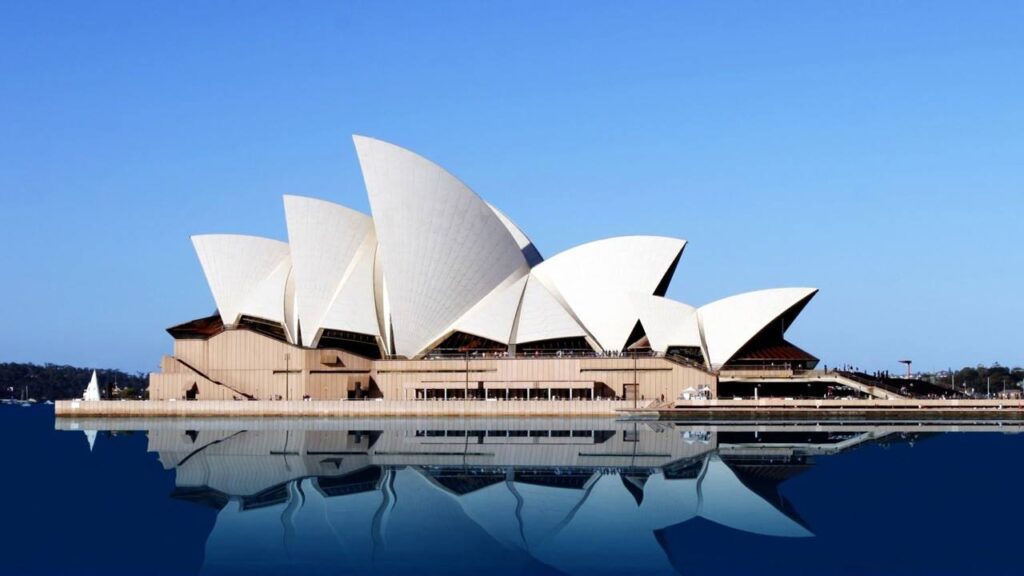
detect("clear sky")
(1, 1), (1021, 374)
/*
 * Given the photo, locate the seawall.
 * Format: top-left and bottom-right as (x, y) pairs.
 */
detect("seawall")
(54, 399), (638, 418)
(626, 398), (1024, 420)
(55, 397), (1024, 420)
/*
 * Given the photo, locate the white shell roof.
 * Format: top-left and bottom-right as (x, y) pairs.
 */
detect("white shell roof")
(283, 195), (376, 344)
(354, 135), (527, 357)
(699, 287), (818, 369)
(240, 258), (292, 327)
(532, 236), (686, 351)
(487, 202), (543, 266)
(512, 274), (589, 345)
(630, 294), (701, 353)
(191, 234), (291, 328)
(317, 229), (380, 340)
(186, 136), (819, 363)
(450, 268), (529, 345)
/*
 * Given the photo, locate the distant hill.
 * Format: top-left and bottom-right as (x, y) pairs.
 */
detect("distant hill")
(0, 363), (147, 401)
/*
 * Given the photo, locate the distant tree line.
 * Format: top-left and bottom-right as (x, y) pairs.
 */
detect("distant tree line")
(922, 364), (1024, 396)
(0, 362), (148, 401)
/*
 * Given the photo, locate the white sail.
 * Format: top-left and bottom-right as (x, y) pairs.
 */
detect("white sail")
(83, 371), (101, 401)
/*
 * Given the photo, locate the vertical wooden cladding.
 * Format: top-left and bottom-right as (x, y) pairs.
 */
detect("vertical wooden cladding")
(308, 373), (356, 400)
(371, 355), (715, 401)
(173, 340), (208, 372)
(206, 330), (294, 370)
(578, 356), (714, 402)
(152, 329), (714, 403)
(58, 399), (644, 417)
(154, 329), (373, 401)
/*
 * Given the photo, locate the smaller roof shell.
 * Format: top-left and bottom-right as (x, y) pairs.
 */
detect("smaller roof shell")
(191, 234), (291, 329)
(630, 295), (702, 353)
(532, 236), (686, 352)
(512, 274), (590, 345)
(698, 287), (818, 369)
(450, 268), (530, 345)
(283, 195), (376, 345)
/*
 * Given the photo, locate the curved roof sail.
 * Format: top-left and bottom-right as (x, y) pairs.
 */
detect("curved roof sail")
(318, 231), (380, 341)
(191, 234), (291, 329)
(698, 287), (818, 369)
(630, 295), (701, 353)
(353, 135), (528, 357)
(283, 195), (377, 345)
(487, 203), (543, 267)
(182, 136), (823, 364)
(241, 258), (292, 328)
(512, 274), (590, 346)
(531, 236), (686, 352)
(450, 268), (530, 345)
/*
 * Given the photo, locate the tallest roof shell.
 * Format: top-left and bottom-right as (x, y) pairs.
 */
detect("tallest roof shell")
(353, 135), (528, 357)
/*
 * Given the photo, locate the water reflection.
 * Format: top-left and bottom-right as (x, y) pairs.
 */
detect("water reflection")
(54, 418), (1020, 576)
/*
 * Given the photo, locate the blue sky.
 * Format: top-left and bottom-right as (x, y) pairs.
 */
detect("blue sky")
(1, 1), (1021, 373)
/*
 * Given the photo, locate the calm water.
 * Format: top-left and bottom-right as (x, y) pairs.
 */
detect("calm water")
(3, 404), (1023, 575)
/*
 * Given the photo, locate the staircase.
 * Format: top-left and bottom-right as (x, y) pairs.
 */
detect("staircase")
(174, 358), (256, 400)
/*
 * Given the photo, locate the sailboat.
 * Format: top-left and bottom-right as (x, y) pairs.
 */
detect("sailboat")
(19, 385), (36, 406)
(83, 371), (101, 401)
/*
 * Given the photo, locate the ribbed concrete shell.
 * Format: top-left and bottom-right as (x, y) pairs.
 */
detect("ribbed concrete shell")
(283, 195), (377, 345)
(487, 203), (543, 266)
(191, 234), (291, 329)
(182, 136), (819, 371)
(450, 268), (530, 345)
(512, 275), (590, 345)
(354, 135), (528, 357)
(317, 233), (380, 341)
(698, 287), (818, 369)
(242, 259), (293, 329)
(531, 236), (686, 352)
(630, 295), (702, 353)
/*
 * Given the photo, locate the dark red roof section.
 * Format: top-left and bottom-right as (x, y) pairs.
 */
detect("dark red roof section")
(167, 314), (225, 340)
(733, 340), (818, 362)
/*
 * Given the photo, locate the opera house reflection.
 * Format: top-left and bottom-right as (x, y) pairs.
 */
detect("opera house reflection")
(57, 418), (975, 575)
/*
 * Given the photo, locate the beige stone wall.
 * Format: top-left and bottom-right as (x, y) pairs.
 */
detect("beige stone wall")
(149, 328), (716, 402)
(149, 329), (373, 401)
(58, 399), (643, 417)
(373, 355), (715, 401)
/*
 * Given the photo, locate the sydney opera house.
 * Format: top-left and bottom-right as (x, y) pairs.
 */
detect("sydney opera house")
(148, 136), (820, 403)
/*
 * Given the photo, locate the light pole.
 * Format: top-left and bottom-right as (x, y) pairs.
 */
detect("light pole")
(899, 359), (912, 379)
(285, 353), (290, 401)
(633, 351), (639, 409)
